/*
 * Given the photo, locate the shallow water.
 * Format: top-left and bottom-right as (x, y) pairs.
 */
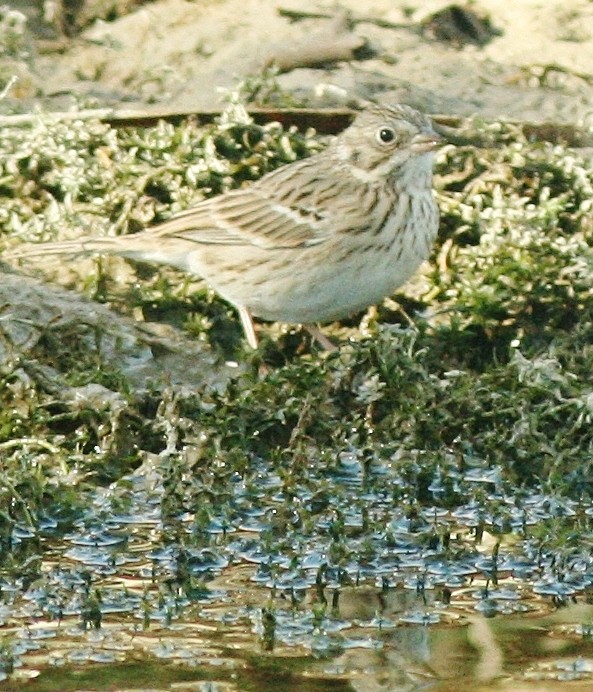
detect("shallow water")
(3, 453), (593, 691)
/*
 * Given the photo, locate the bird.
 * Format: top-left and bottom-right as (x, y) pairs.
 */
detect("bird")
(6, 103), (442, 349)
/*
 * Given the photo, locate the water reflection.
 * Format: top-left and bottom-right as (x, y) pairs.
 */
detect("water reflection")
(4, 454), (593, 689)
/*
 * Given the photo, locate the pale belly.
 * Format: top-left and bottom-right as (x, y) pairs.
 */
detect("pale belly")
(239, 224), (434, 324)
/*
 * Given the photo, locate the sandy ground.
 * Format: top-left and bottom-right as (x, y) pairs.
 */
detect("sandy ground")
(5, 0), (593, 126)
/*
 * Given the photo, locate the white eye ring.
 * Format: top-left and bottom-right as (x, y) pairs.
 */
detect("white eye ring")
(376, 127), (396, 144)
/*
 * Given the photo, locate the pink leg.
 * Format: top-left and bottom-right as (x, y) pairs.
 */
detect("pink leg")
(238, 306), (258, 349)
(304, 324), (337, 351)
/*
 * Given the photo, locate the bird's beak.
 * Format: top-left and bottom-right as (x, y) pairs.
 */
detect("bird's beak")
(411, 131), (444, 153)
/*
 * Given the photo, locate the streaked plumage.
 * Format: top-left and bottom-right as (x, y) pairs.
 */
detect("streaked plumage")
(7, 104), (442, 348)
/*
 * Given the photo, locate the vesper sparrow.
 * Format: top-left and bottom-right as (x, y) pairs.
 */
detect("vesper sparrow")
(8, 104), (442, 348)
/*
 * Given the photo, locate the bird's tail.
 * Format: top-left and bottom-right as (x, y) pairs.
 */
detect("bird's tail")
(4, 233), (195, 274)
(4, 235), (135, 260)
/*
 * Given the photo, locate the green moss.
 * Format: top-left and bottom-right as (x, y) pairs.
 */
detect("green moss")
(2, 99), (593, 681)
(2, 105), (593, 498)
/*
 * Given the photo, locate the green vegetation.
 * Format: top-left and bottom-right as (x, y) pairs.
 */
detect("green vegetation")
(1, 96), (593, 684)
(2, 105), (592, 502)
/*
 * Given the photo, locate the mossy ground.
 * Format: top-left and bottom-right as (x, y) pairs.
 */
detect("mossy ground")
(1, 94), (593, 686)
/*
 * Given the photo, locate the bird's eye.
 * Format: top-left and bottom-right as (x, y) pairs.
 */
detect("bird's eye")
(376, 127), (396, 144)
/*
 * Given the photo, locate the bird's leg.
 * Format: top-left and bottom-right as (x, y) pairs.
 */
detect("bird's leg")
(238, 308), (336, 352)
(304, 324), (338, 352)
(238, 305), (258, 349)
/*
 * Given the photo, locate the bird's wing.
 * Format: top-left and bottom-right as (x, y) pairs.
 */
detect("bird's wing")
(148, 160), (334, 250)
